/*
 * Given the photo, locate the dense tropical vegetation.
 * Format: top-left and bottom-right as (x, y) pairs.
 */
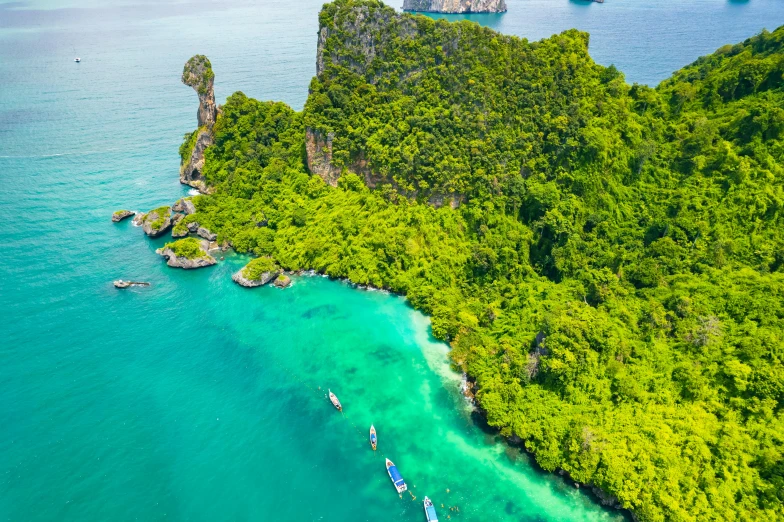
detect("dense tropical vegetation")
(174, 2), (784, 519)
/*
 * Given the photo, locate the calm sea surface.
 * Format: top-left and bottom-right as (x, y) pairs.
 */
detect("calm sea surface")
(1, 1), (782, 520)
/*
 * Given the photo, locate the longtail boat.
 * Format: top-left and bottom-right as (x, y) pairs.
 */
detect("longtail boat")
(385, 458), (407, 493)
(328, 389), (342, 411)
(369, 425), (377, 450)
(424, 496), (439, 521)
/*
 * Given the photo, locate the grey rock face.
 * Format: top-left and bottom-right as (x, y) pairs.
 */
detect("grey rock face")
(141, 207), (172, 238)
(180, 129), (213, 189)
(197, 226), (217, 241)
(187, 221), (200, 233)
(172, 198), (196, 215)
(155, 240), (216, 269)
(112, 210), (134, 223)
(402, 0), (506, 13)
(305, 129), (341, 187)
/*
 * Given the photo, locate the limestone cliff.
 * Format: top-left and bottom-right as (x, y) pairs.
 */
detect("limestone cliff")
(402, 0), (506, 13)
(180, 55), (217, 191)
(306, 2), (464, 207)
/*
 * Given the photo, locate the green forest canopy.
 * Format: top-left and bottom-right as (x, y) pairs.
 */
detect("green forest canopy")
(177, 2), (784, 520)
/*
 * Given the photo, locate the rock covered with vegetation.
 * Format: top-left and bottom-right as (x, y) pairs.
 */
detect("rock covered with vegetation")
(155, 237), (216, 269)
(273, 274), (292, 288)
(111, 210), (134, 222)
(180, 55), (217, 191)
(232, 257), (281, 287)
(182, 55), (217, 128)
(140, 206), (172, 237)
(171, 2), (784, 520)
(402, 0), (506, 14)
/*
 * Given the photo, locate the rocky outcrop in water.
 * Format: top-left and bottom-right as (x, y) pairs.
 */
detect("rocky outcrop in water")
(180, 55), (217, 191)
(231, 268), (280, 288)
(273, 274), (292, 288)
(182, 55), (217, 129)
(112, 210), (135, 222)
(155, 239), (216, 269)
(402, 0), (506, 13)
(141, 207), (172, 238)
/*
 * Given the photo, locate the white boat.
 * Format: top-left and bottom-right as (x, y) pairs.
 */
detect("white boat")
(328, 389), (342, 411)
(369, 425), (377, 450)
(424, 496), (438, 521)
(74, 57), (81, 63)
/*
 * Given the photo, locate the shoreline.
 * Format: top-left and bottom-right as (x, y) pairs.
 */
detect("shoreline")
(276, 265), (635, 521)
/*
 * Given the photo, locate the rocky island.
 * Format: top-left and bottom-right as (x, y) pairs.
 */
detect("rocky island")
(111, 210), (135, 222)
(232, 257), (281, 287)
(149, 1), (784, 519)
(156, 237), (216, 269)
(402, 0), (506, 13)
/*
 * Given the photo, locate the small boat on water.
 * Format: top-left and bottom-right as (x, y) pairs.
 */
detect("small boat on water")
(385, 458), (407, 493)
(113, 280), (150, 288)
(74, 57), (81, 63)
(424, 496), (438, 522)
(369, 425), (377, 450)
(328, 389), (342, 411)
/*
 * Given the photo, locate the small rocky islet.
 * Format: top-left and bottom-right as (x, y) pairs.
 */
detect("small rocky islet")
(232, 257), (280, 287)
(111, 209), (135, 222)
(155, 237), (216, 269)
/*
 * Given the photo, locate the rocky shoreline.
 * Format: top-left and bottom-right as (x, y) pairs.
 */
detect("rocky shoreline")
(461, 375), (636, 521)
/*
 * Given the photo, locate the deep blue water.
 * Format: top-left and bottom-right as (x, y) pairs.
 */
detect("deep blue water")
(1, 0), (783, 521)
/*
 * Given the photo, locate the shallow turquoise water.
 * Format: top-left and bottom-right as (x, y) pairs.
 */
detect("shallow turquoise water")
(1, 0), (783, 521)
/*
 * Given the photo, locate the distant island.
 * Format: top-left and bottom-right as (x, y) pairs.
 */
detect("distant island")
(402, 0), (506, 13)
(134, 0), (784, 520)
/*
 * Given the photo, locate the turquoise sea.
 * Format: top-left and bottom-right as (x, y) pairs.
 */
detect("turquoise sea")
(1, 1), (783, 520)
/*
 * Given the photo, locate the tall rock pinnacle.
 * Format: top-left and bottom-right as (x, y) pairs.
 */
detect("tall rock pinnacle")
(179, 55), (217, 192)
(182, 55), (217, 129)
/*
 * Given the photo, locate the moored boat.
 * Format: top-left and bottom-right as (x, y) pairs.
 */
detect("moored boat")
(385, 458), (407, 493)
(424, 496), (438, 522)
(328, 389), (342, 411)
(369, 425), (377, 450)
